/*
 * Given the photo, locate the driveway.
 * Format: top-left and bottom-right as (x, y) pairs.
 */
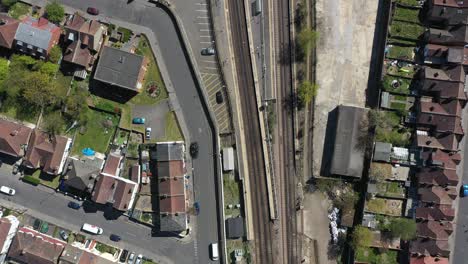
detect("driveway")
(132, 99), (170, 140)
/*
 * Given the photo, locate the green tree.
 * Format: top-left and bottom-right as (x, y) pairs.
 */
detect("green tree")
(45, 1), (65, 24)
(297, 28), (318, 55)
(1, 0), (17, 8)
(44, 111), (64, 136)
(387, 218), (416, 241)
(65, 89), (88, 124)
(21, 72), (57, 109)
(39, 62), (59, 76)
(0, 58), (9, 84)
(351, 226), (373, 249)
(48, 46), (62, 64)
(297, 81), (318, 105)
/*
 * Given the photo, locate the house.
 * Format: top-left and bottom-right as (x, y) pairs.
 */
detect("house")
(373, 142), (392, 162)
(14, 17), (61, 59)
(91, 173), (137, 211)
(418, 186), (457, 205)
(155, 142), (185, 161)
(410, 256), (449, 264)
(59, 245), (115, 264)
(0, 119), (32, 158)
(7, 227), (66, 264)
(23, 130), (72, 175)
(419, 79), (467, 105)
(93, 46), (148, 93)
(423, 44), (468, 65)
(330, 105), (369, 178)
(62, 39), (94, 69)
(414, 98), (464, 136)
(420, 65), (466, 83)
(417, 221), (453, 240)
(102, 152), (123, 176)
(415, 131), (459, 152)
(62, 157), (104, 194)
(0, 13), (19, 50)
(425, 25), (468, 46)
(410, 237), (450, 257)
(0, 216), (19, 264)
(225, 217), (245, 239)
(417, 168), (459, 186)
(415, 205), (455, 221)
(424, 0), (468, 26)
(421, 149), (461, 169)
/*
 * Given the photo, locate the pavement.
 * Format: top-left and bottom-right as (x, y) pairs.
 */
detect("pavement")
(132, 99), (170, 140)
(11, 0), (223, 263)
(312, 0), (379, 177)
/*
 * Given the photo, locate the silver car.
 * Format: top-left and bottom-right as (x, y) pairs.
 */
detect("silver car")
(127, 252), (135, 264)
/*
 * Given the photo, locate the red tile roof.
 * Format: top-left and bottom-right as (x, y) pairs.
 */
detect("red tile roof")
(157, 160), (186, 214)
(416, 113), (463, 135)
(113, 179), (135, 211)
(417, 168), (459, 186)
(416, 133), (459, 151)
(415, 206), (455, 221)
(63, 39), (93, 68)
(410, 238), (450, 257)
(91, 174), (136, 211)
(417, 221), (453, 240)
(420, 79), (467, 101)
(159, 177), (184, 197)
(157, 160), (185, 178)
(418, 186), (457, 205)
(0, 13), (19, 49)
(159, 195), (185, 214)
(0, 217), (12, 252)
(433, 0), (468, 8)
(419, 99), (462, 117)
(91, 174), (115, 204)
(102, 153), (122, 176)
(422, 149), (461, 169)
(0, 119), (32, 157)
(23, 130), (69, 175)
(410, 256), (449, 264)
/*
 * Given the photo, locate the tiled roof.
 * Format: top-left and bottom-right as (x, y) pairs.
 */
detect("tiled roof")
(416, 133), (459, 152)
(102, 153), (122, 176)
(417, 221), (453, 240)
(158, 177), (184, 197)
(415, 205), (455, 221)
(419, 99), (462, 117)
(410, 237), (450, 257)
(0, 13), (19, 49)
(156, 160), (185, 178)
(15, 17), (60, 52)
(0, 217), (12, 252)
(0, 119), (32, 157)
(410, 256), (449, 264)
(422, 149), (461, 169)
(159, 195), (185, 214)
(63, 39), (93, 68)
(417, 168), (459, 186)
(427, 25), (468, 46)
(91, 174), (136, 211)
(420, 79), (467, 101)
(416, 114), (463, 134)
(433, 0), (468, 8)
(63, 158), (102, 192)
(155, 142), (184, 161)
(65, 14), (100, 36)
(423, 66), (465, 83)
(159, 213), (187, 232)
(91, 174), (115, 204)
(113, 179), (135, 211)
(418, 186), (457, 205)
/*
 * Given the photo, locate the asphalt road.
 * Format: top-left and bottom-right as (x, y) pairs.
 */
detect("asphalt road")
(2, 0), (221, 263)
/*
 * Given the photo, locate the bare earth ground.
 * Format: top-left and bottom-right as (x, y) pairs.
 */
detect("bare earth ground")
(312, 0), (379, 177)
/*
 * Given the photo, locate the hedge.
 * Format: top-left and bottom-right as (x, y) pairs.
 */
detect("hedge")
(22, 175), (40, 185)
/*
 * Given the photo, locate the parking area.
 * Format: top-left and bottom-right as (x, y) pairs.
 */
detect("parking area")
(132, 100), (170, 141)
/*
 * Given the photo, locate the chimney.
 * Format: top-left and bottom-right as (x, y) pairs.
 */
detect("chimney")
(426, 140), (432, 145)
(10, 130), (18, 136)
(429, 106), (435, 111)
(434, 72), (439, 77)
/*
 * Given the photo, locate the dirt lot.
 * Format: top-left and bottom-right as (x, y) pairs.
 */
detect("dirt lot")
(312, 0), (379, 177)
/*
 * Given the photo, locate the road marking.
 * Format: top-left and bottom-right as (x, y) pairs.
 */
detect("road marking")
(201, 60), (216, 63)
(197, 16), (209, 19)
(199, 29), (211, 32)
(196, 9), (208, 12)
(196, 3), (207, 5)
(197, 22), (210, 25)
(200, 35), (212, 38)
(200, 41), (213, 44)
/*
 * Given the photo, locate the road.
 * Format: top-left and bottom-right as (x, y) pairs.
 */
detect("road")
(3, 0), (223, 263)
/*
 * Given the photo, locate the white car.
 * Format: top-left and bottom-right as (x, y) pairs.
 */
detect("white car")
(145, 127), (152, 140)
(0, 186), (15, 195)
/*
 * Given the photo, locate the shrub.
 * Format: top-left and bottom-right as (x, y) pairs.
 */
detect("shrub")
(23, 175), (40, 185)
(45, 1), (65, 24)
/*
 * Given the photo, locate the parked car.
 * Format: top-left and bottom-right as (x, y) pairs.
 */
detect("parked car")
(12, 165), (19, 175)
(0, 186), (15, 195)
(110, 234), (121, 242)
(127, 252), (136, 264)
(87, 7), (99, 15)
(59, 230), (69, 241)
(68, 201), (81, 210)
(132, 117), (145, 124)
(190, 142), (199, 158)
(462, 184), (468, 197)
(119, 249), (129, 263)
(33, 219), (42, 230)
(194, 202), (200, 215)
(0, 160), (3, 167)
(40, 222), (49, 234)
(215, 91), (223, 104)
(201, 47), (215, 56)
(145, 127), (152, 140)
(135, 255), (143, 264)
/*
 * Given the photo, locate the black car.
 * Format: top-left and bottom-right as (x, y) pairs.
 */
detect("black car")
(110, 234), (121, 242)
(190, 142), (199, 158)
(68, 201), (81, 210)
(33, 219), (42, 230)
(215, 91), (223, 104)
(119, 249), (129, 262)
(87, 7), (99, 15)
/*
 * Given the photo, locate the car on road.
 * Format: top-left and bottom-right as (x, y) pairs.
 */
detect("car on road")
(201, 47), (215, 56)
(135, 255), (143, 264)
(210, 243), (219, 261)
(68, 201), (81, 210)
(215, 91), (223, 104)
(59, 230), (69, 241)
(190, 142), (199, 158)
(145, 127), (152, 140)
(81, 223), (103, 235)
(194, 202), (200, 215)
(110, 234), (121, 242)
(119, 249), (129, 263)
(87, 7), (99, 15)
(132, 117), (145, 124)
(127, 252), (136, 264)
(462, 184), (468, 197)
(0, 186), (15, 195)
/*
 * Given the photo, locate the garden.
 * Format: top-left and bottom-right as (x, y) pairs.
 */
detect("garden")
(355, 247), (398, 264)
(365, 198), (403, 216)
(371, 110), (411, 147)
(393, 6), (420, 24)
(223, 175), (242, 218)
(382, 75), (413, 94)
(386, 45), (415, 61)
(389, 21), (424, 40)
(375, 182), (406, 199)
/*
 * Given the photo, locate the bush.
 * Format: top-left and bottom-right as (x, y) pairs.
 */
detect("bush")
(117, 27), (133, 42)
(45, 1), (65, 24)
(2, 0), (17, 8)
(351, 226), (373, 249)
(48, 46), (62, 64)
(23, 175), (40, 185)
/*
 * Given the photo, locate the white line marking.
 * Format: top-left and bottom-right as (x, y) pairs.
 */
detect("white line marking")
(200, 29), (211, 32)
(200, 35), (212, 38)
(196, 9), (208, 12)
(197, 16), (209, 19)
(197, 22), (210, 25)
(202, 60), (216, 63)
(205, 66), (218, 70)
(196, 3), (207, 5)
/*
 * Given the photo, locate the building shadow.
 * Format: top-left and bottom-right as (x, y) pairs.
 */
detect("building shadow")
(319, 107), (338, 177)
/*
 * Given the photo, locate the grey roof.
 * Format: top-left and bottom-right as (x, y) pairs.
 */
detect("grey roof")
(156, 142), (184, 161)
(226, 217), (244, 239)
(362, 213), (377, 229)
(94, 46), (144, 91)
(64, 158), (103, 191)
(367, 183), (378, 194)
(373, 142), (392, 162)
(15, 22), (51, 50)
(330, 105), (368, 178)
(159, 213), (187, 232)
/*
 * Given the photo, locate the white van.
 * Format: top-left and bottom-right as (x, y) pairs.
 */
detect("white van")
(81, 223), (103, 235)
(210, 243), (219, 261)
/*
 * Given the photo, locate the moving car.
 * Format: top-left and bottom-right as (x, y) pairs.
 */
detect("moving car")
(119, 249), (129, 263)
(210, 243), (219, 261)
(462, 184), (468, 197)
(127, 252), (136, 264)
(132, 117), (145, 124)
(87, 7), (99, 15)
(145, 127), (152, 140)
(190, 142), (199, 158)
(110, 234), (121, 242)
(215, 91), (223, 104)
(59, 230), (69, 241)
(201, 47), (215, 56)
(0, 186), (15, 195)
(68, 201), (81, 210)
(81, 223), (103, 235)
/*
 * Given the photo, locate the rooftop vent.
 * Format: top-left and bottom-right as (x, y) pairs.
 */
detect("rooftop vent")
(118, 56), (125, 63)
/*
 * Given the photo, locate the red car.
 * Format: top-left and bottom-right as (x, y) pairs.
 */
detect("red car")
(87, 7), (99, 15)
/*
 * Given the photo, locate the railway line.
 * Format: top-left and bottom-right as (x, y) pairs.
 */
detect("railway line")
(227, 0), (274, 263)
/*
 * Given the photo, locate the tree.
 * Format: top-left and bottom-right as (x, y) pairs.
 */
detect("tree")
(48, 46), (62, 64)
(0, 58), (9, 84)
(1, 0), (17, 8)
(39, 62), (59, 76)
(44, 112), (64, 136)
(387, 218), (416, 241)
(45, 1), (65, 24)
(297, 28), (318, 55)
(21, 72), (57, 109)
(351, 226), (373, 249)
(65, 89), (88, 124)
(297, 81), (318, 105)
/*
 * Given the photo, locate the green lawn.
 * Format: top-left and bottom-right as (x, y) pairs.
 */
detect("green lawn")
(117, 27), (133, 43)
(156, 111), (184, 142)
(396, 0), (422, 7)
(223, 176), (241, 218)
(387, 45), (415, 60)
(393, 7), (420, 24)
(387, 37), (418, 46)
(71, 109), (118, 155)
(9, 2), (31, 19)
(390, 21), (424, 40)
(390, 101), (407, 111)
(355, 247), (398, 264)
(376, 182), (406, 198)
(0, 97), (39, 123)
(56, 71), (72, 98)
(31, 170), (61, 189)
(382, 76), (412, 95)
(386, 64), (416, 78)
(226, 240), (251, 264)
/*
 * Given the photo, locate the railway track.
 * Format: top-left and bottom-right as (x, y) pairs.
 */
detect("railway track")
(227, 0), (274, 263)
